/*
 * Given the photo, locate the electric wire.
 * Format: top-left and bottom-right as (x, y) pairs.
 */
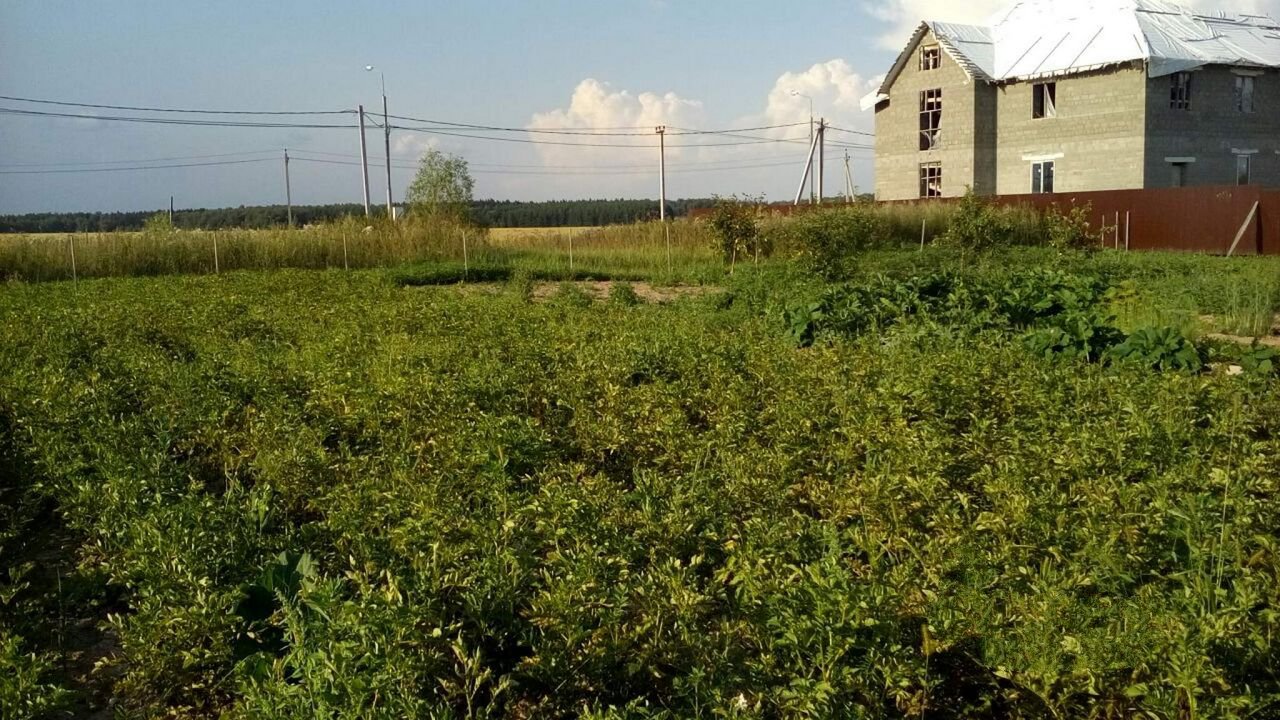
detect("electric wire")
(0, 158), (275, 175)
(0, 94), (354, 116)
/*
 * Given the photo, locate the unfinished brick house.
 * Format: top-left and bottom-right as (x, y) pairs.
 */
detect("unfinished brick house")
(863, 0), (1280, 200)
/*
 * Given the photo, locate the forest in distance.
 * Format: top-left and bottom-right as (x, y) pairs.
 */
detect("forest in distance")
(0, 198), (727, 234)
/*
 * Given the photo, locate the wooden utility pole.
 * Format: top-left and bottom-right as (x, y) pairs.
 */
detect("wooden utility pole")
(656, 126), (667, 222)
(358, 105), (371, 217)
(284, 149), (293, 228)
(817, 119), (826, 205)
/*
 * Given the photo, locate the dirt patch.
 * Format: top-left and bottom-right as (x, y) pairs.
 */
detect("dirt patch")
(1200, 313), (1280, 347)
(530, 281), (715, 303)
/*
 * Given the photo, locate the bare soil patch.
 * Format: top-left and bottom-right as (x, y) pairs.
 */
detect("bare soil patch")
(530, 281), (715, 303)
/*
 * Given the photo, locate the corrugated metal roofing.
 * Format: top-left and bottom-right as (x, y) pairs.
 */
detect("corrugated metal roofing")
(864, 0), (1280, 108)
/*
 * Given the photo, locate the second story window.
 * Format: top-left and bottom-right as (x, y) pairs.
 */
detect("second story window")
(1170, 73), (1192, 110)
(919, 88), (942, 150)
(1236, 76), (1255, 113)
(1033, 82), (1057, 119)
(920, 45), (941, 71)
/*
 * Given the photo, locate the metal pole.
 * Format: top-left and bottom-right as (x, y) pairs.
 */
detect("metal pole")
(657, 126), (667, 222)
(169, 196), (174, 224)
(382, 80), (393, 220)
(817, 119), (826, 205)
(1125, 211), (1131, 251)
(358, 105), (371, 217)
(808, 100), (814, 204)
(284, 149), (293, 228)
(793, 130), (820, 205)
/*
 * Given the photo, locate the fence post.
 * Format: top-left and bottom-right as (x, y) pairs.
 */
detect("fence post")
(68, 235), (77, 284)
(1125, 212), (1130, 252)
(342, 229), (350, 271)
(568, 231), (574, 276)
(920, 219), (926, 251)
(212, 234), (220, 274)
(462, 231), (469, 282)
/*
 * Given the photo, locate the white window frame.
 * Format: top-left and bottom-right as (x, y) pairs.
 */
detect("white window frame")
(919, 88), (943, 150)
(1237, 154), (1252, 185)
(920, 45), (941, 71)
(1030, 160), (1056, 194)
(1033, 82), (1057, 119)
(919, 162), (943, 198)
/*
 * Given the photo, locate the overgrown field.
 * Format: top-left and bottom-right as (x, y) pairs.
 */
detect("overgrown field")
(4, 244), (1280, 718)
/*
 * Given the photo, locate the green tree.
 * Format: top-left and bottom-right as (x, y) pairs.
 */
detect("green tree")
(405, 149), (475, 223)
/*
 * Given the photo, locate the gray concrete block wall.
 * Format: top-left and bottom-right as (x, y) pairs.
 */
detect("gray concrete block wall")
(874, 29), (980, 201)
(992, 64), (1148, 195)
(1144, 67), (1280, 189)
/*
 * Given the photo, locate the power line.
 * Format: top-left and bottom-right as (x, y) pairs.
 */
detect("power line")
(391, 123), (811, 148)
(289, 155), (841, 177)
(384, 113), (807, 137)
(0, 150), (282, 169)
(0, 158), (275, 175)
(0, 94), (354, 116)
(0, 107), (358, 129)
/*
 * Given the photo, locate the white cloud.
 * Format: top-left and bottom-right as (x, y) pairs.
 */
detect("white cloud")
(867, 0), (1280, 50)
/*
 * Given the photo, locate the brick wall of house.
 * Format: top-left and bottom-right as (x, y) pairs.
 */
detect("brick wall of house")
(992, 64), (1148, 195)
(873, 30), (982, 201)
(1144, 67), (1280, 189)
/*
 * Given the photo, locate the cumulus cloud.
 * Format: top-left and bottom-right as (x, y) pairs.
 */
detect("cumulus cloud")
(528, 79), (704, 164)
(867, 0), (1280, 49)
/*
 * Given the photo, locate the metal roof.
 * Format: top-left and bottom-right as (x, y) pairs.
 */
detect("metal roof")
(862, 0), (1280, 109)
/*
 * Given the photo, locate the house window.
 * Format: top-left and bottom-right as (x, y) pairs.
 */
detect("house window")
(1237, 154), (1252, 185)
(1170, 73), (1192, 110)
(1033, 82), (1057, 119)
(919, 89), (942, 150)
(919, 162), (943, 197)
(1171, 162), (1188, 187)
(1031, 161), (1055, 194)
(1236, 76), (1255, 113)
(920, 45), (941, 71)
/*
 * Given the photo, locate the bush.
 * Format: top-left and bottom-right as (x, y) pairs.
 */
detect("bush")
(1106, 326), (1203, 372)
(1042, 202), (1099, 252)
(936, 190), (1014, 252)
(770, 207), (892, 280)
(608, 282), (642, 307)
(708, 196), (766, 265)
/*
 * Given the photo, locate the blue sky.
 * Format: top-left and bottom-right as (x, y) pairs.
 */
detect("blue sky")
(3, 0), (1276, 213)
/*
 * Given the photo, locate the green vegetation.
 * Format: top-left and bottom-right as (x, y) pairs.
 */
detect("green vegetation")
(4, 214), (1280, 717)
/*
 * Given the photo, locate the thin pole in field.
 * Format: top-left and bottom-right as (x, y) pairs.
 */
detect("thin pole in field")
(342, 229), (350, 270)
(382, 87), (394, 220)
(284, 149), (293, 228)
(920, 219), (926, 251)
(656, 126), (667, 222)
(212, 234), (220, 274)
(1125, 211), (1131, 251)
(665, 222), (672, 275)
(68, 235), (77, 284)
(844, 150), (854, 203)
(358, 105), (371, 217)
(462, 231), (468, 281)
(568, 231), (574, 276)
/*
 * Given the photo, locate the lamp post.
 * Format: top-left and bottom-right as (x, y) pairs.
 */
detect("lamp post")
(366, 65), (394, 219)
(791, 90), (815, 204)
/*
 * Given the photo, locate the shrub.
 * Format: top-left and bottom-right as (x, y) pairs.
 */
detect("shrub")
(549, 281), (594, 308)
(1106, 326), (1204, 372)
(1042, 202), (1099, 252)
(936, 190), (1014, 253)
(770, 207), (892, 280)
(708, 195), (766, 265)
(608, 282), (642, 307)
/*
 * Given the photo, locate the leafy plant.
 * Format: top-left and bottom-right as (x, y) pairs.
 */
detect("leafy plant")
(1106, 326), (1203, 372)
(936, 189), (1014, 253)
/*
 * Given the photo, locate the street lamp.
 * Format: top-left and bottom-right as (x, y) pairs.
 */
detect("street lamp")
(366, 65), (394, 219)
(791, 90), (815, 203)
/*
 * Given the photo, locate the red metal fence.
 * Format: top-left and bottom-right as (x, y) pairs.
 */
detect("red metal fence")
(696, 186), (1280, 255)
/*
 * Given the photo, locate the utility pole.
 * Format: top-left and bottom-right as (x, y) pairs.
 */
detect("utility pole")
(358, 105), (371, 217)
(793, 127), (821, 206)
(656, 126), (667, 222)
(381, 78), (393, 220)
(817, 119), (826, 205)
(284, 148), (293, 227)
(844, 150), (854, 203)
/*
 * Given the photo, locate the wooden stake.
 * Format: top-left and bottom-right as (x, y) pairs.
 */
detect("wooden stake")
(1227, 201), (1261, 257)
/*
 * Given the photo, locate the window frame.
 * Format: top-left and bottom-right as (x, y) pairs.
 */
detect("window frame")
(919, 162), (943, 198)
(1031, 160), (1056, 194)
(1170, 72), (1192, 110)
(1033, 82), (1058, 119)
(1235, 76), (1255, 114)
(920, 45), (941, 71)
(1237, 154), (1252, 185)
(919, 88), (943, 150)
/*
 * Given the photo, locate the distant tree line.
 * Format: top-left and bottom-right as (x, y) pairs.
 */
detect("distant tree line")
(0, 198), (720, 234)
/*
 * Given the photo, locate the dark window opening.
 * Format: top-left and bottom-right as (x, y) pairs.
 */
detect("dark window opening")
(1170, 73), (1192, 110)
(919, 89), (942, 150)
(1236, 76), (1255, 113)
(1237, 155), (1252, 185)
(919, 163), (943, 198)
(1033, 82), (1057, 119)
(1171, 162), (1188, 187)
